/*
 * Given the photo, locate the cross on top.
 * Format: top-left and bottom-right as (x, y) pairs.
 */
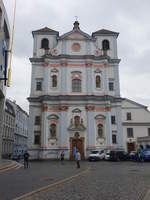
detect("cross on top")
(75, 16), (78, 21)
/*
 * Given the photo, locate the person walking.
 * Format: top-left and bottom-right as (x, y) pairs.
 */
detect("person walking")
(76, 150), (81, 168)
(73, 146), (77, 160)
(60, 151), (65, 165)
(24, 151), (30, 169)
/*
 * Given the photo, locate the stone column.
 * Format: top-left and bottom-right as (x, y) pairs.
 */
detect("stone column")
(116, 105), (123, 148)
(86, 105), (96, 149)
(86, 63), (92, 94)
(114, 65), (120, 97)
(60, 61), (67, 94)
(41, 104), (48, 149)
(103, 67), (109, 94)
(59, 106), (68, 157)
(43, 65), (49, 94)
(105, 109), (112, 146)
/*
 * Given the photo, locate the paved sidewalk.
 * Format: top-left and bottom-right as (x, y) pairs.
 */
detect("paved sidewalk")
(0, 159), (13, 170)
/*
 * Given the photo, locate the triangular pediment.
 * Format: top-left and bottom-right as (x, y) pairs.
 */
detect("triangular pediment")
(59, 29), (93, 41)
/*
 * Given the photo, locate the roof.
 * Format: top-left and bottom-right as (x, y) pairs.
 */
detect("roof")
(122, 98), (148, 109)
(92, 29), (119, 37)
(32, 27), (59, 36)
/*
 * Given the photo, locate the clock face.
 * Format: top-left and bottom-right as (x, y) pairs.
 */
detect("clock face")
(72, 43), (81, 52)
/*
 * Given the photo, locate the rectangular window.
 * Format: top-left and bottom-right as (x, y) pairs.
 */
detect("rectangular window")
(112, 134), (117, 144)
(109, 82), (114, 91)
(127, 112), (132, 120)
(72, 79), (81, 92)
(111, 116), (116, 124)
(36, 81), (42, 91)
(35, 116), (41, 125)
(127, 128), (134, 138)
(148, 128), (150, 136)
(34, 131), (41, 145)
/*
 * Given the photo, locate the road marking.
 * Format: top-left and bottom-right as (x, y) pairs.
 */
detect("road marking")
(142, 189), (150, 200)
(0, 162), (23, 173)
(13, 167), (91, 200)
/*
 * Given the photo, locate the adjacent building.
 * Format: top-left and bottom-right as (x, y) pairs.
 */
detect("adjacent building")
(7, 99), (29, 158)
(0, 0), (10, 159)
(2, 99), (15, 158)
(122, 98), (150, 152)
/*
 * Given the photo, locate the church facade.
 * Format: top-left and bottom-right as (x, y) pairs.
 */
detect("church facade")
(28, 21), (124, 159)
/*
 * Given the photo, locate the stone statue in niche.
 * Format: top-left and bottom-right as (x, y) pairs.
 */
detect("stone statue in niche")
(50, 124), (56, 138)
(98, 124), (103, 138)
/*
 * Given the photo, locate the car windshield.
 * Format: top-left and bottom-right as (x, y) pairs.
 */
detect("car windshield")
(91, 151), (99, 154)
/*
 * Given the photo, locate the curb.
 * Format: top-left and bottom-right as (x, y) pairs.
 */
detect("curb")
(143, 189), (150, 200)
(0, 161), (23, 173)
(13, 167), (91, 200)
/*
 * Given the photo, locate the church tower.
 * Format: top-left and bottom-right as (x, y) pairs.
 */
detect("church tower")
(28, 21), (123, 159)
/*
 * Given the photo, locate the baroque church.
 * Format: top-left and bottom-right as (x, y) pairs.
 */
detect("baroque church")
(28, 21), (150, 159)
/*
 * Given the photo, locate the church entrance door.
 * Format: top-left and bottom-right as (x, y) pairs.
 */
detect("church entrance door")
(127, 142), (135, 153)
(70, 138), (84, 160)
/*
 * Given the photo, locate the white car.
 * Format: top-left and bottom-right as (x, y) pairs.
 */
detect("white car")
(88, 150), (105, 161)
(104, 150), (111, 160)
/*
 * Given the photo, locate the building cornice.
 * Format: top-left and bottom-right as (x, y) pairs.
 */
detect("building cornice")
(27, 95), (122, 103)
(29, 56), (120, 64)
(123, 122), (150, 126)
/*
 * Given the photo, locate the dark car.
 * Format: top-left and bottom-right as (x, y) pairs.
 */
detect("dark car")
(142, 150), (150, 161)
(109, 150), (128, 161)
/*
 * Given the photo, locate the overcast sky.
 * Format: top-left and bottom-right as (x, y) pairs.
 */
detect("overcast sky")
(3, 0), (150, 113)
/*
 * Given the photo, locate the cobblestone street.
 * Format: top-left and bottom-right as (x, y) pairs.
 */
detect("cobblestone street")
(0, 161), (150, 200)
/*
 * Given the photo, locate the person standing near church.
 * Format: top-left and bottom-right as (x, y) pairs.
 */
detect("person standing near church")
(24, 150), (30, 169)
(76, 150), (81, 168)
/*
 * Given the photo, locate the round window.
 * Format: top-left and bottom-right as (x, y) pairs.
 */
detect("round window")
(72, 43), (81, 52)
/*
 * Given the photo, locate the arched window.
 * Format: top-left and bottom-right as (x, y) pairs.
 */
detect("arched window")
(96, 75), (101, 88)
(50, 124), (56, 138)
(52, 75), (57, 87)
(98, 124), (103, 138)
(74, 116), (80, 127)
(102, 40), (110, 50)
(72, 79), (81, 92)
(41, 38), (49, 49)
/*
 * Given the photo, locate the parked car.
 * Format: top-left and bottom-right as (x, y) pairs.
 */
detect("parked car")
(104, 150), (111, 160)
(129, 151), (137, 161)
(88, 150), (105, 161)
(142, 150), (150, 161)
(109, 150), (129, 161)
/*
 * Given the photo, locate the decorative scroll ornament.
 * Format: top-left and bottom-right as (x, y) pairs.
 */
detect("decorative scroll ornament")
(94, 48), (102, 56)
(50, 48), (58, 56)
(97, 137), (105, 145)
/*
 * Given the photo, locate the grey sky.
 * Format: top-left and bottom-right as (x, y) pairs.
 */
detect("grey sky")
(4, 0), (150, 112)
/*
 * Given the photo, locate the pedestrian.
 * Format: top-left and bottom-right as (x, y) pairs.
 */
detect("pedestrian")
(60, 151), (65, 165)
(24, 150), (30, 169)
(73, 146), (77, 160)
(76, 150), (81, 168)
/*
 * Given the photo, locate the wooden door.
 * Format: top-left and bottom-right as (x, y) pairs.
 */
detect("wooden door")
(71, 139), (84, 160)
(127, 142), (135, 153)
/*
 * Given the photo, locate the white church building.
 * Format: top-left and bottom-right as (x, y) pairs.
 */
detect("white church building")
(28, 21), (150, 159)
